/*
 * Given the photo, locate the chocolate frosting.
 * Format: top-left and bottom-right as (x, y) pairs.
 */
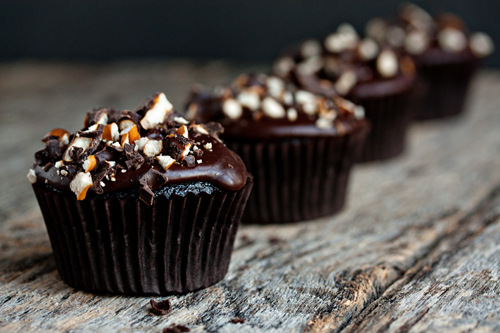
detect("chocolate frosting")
(186, 74), (367, 141)
(34, 134), (246, 192)
(365, 4), (494, 64)
(29, 93), (248, 204)
(272, 25), (416, 100)
(292, 67), (415, 100)
(217, 111), (364, 141)
(413, 45), (477, 66)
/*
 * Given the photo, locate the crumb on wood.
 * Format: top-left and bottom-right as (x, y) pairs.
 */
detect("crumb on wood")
(231, 317), (245, 324)
(269, 236), (284, 245)
(150, 299), (172, 315)
(238, 265), (250, 271)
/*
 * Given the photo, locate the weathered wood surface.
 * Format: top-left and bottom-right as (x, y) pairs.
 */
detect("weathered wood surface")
(345, 206), (500, 333)
(1, 61), (500, 332)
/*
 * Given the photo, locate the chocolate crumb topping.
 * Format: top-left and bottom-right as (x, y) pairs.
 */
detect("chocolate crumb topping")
(186, 73), (366, 139)
(203, 122), (224, 139)
(194, 148), (203, 158)
(183, 155), (196, 168)
(366, 3), (494, 60)
(125, 155), (144, 171)
(90, 163), (113, 195)
(138, 169), (169, 205)
(272, 23), (416, 99)
(43, 162), (53, 172)
(150, 299), (173, 316)
(29, 93), (248, 204)
(35, 149), (51, 166)
(68, 147), (84, 162)
(45, 139), (62, 161)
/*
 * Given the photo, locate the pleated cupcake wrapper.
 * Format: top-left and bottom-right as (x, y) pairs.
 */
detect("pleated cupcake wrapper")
(33, 179), (253, 295)
(353, 90), (413, 163)
(226, 130), (367, 224)
(411, 59), (479, 121)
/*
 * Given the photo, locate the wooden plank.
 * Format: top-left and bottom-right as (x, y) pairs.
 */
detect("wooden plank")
(0, 62), (499, 332)
(344, 199), (500, 333)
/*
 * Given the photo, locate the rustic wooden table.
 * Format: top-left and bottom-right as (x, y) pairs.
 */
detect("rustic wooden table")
(1, 60), (500, 333)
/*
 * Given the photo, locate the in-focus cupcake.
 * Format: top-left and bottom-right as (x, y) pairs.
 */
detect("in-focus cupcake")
(273, 24), (416, 162)
(186, 74), (368, 224)
(365, 3), (494, 120)
(27, 92), (253, 295)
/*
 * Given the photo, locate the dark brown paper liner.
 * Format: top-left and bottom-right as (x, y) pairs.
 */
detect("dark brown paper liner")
(225, 129), (366, 224)
(411, 59), (479, 121)
(351, 90), (413, 163)
(32, 179), (253, 295)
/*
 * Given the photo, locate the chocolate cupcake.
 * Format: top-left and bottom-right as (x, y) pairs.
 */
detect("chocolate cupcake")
(273, 24), (416, 162)
(186, 74), (368, 224)
(27, 93), (252, 295)
(273, 25), (416, 162)
(365, 3), (494, 120)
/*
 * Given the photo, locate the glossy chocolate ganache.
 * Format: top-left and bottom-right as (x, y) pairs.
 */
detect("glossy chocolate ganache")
(272, 23), (416, 100)
(365, 3), (494, 65)
(186, 73), (367, 141)
(27, 93), (248, 205)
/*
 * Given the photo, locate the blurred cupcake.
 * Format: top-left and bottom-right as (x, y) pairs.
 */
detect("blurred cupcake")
(273, 24), (416, 162)
(365, 3), (494, 120)
(186, 74), (368, 224)
(28, 92), (252, 295)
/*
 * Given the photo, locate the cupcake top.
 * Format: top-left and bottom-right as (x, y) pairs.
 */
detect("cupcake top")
(27, 93), (248, 205)
(186, 73), (367, 140)
(273, 23), (416, 98)
(365, 3), (494, 63)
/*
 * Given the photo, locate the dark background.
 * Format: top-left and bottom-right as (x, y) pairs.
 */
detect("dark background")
(1, 0), (498, 67)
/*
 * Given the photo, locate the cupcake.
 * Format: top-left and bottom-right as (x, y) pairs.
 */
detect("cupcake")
(186, 74), (368, 224)
(365, 3), (494, 120)
(27, 92), (253, 295)
(273, 24), (416, 162)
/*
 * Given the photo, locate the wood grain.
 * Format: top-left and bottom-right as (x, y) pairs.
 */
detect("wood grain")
(0, 61), (500, 332)
(344, 195), (500, 333)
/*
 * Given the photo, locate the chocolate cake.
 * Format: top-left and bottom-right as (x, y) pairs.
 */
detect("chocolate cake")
(28, 92), (253, 295)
